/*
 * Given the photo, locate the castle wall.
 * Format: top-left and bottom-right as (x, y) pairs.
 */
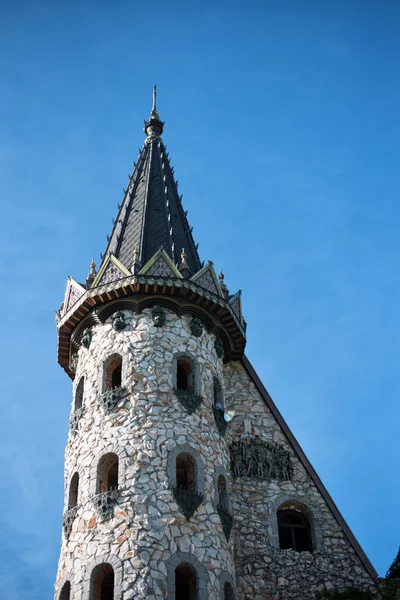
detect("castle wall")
(224, 361), (376, 600)
(55, 309), (235, 600)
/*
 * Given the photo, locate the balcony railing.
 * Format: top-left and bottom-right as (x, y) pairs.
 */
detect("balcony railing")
(174, 388), (203, 415)
(98, 387), (128, 414)
(217, 504), (233, 541)
(62, 505), (78, 537)
(69, 407), (83, 433)
(92, 489), (119, 520)
(172, 486), (204, 520)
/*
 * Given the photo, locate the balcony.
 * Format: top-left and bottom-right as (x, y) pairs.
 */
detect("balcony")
(98, 387), (128, 414)
(92, 489), (119, 520)
(212, 405), (227, 436)
(172, 486), (204, 520)
(174, 389), (203, 415)
(69, 407), (83, 433)
(217, 504), (233, 541)
(62, 506), (78, 537)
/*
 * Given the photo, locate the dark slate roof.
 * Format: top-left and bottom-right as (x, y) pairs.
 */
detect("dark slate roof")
(100, 109), (202, 275)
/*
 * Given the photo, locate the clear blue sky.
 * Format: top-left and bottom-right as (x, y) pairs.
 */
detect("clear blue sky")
(1, 1), (399, 597)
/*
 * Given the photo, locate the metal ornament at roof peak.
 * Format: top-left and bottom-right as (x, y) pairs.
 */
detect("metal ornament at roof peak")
(144, 84), (164, 139)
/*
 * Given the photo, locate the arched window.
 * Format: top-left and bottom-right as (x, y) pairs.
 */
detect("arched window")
(104, 354), (122, 391)
(277, 508), (312, 552)
(90, 563), (114, 600)
(217, 474), (229, 510)
(97, 453), (119, 493)
(176, 357), (194, 393)
(176, 454), (196, 491)
(59, 580), (71, 600)
(175, 562), (197, 600)
(223, 582), (234, 600)
(213, 378), (223, 408)
(74, 377), (84, 411)
(68, 472), (79, 509)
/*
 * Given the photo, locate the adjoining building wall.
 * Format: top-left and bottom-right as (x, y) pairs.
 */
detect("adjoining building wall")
(224, 361), (376, 599)
(55, 308), (236, 600)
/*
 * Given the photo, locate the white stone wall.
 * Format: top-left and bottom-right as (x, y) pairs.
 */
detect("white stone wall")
(224, 361), (376, 599)
(55, 309), (235, 600)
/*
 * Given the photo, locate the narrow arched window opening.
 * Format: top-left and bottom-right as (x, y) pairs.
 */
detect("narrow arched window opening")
(68, 473), (79, 509)
(224, 581), (234, 600)
(104, 354), (122, 392)
(278, 508), (312, 552)
(213, 378), (223, 408)
(175, 562), (197, 600)
(90, 563), (114, 600)
(176, 453), (196, 491)
(97, 453), (119, 493)
(75, 377), (84, 411)
(176, 358), (194, 393)
(59, 580), (71, 600)
(217, 474), (229, 510)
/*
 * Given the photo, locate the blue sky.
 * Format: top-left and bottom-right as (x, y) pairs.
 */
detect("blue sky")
(1, 1), (399, 597)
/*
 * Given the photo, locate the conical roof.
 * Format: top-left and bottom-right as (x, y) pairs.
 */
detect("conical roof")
(99, 86), (201, 275)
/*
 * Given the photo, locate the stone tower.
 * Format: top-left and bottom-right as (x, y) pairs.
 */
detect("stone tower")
(54, 89), (377, 600)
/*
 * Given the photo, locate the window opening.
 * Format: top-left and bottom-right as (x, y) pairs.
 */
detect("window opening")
(224, 582), (234, 600)
(217, 475), (228, 510)
(176, 454), (196, 491)
(68, 473), (79, 509)
(75, 377), (84, 410)
(175, 562), (197, 600)
(98, 454), (119, 493)
(278, 509), (312, 552)
(176, 358), (194, 393)
(59, 581), (71, 600)
(111, 364), (121, 389)
(90, 564), (114, 600)
(104, 355), (122, 391)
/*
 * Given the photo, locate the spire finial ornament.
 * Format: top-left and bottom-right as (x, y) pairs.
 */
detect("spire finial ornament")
(219, 269), (229, 298)
(144, 84), (164, 139)
(131, 246), (142, 275)
(86, 258), (97, 289)
(179, 247), (191, 278)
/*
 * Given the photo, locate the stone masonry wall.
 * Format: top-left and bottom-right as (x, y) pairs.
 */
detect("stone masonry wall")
(224, 361), (376, 600)
(55, 308), (236, 599)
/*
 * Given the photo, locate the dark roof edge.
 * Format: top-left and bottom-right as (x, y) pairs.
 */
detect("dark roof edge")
(242, 354), (378, 580)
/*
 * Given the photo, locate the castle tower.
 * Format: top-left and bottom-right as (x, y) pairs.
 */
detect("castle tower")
(54, 89), (377, 600)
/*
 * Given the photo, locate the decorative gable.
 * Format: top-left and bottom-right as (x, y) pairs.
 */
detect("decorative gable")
(62, 277), (85, 317)
(229, 290), (243, 324)
(190, 262), (224, 297)
(92, 255), (131, 288)
(139, 248), (182, 279)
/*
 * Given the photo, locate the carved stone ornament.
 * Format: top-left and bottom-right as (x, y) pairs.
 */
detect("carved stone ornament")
(81, 328), (92, 349)
(172, 486), (204, 520)
(214, 338), (224, 359)
(112, 311), (126, 331)
(189, 317), (203, 337)
(92, 490), (119, 520)
(174, 388), (203, 415)
(62, 506), (78, 537)
(230, 437), (293, 481)
(151, 305), (166, 327)
(98, 387), (128, 414)
(69, 353), (78, 373)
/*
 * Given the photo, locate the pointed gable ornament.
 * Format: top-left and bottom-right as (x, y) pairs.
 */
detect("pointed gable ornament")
(91, 254), (131, 288)
(190, 261), (224, 298)
(62, 277), (86, 317)
(229, 290), (243, 324)
(139, 248), (182, 279)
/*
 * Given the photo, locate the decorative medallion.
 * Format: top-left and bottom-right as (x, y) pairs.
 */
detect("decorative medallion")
(189, 317), (203, 337)
(214, 338), (224, 358)
(81, 328), (92, 349)
(151, 305), (166, 327)
(230, 437), (293, 481)
(112, 311), (126, 331)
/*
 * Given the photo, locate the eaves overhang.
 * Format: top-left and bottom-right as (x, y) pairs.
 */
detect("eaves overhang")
(57, 275), (247, 378)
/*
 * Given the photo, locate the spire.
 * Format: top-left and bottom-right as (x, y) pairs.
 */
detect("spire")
(99, 88), (201, 276)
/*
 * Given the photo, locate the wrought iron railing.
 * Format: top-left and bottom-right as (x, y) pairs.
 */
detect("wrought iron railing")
(69, 407), (83, 433)
(212, 405), (227, 436)
(172, 486), (204, 520)
(62, 505), (78, 537)
(98, 387), (128, 414)
(174, 388), (203, 414)
(217, 504), (233, 541)
(92, 489), (119, 520)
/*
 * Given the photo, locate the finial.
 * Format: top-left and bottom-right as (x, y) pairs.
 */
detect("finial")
(144, 84), (164, 139)
(86, 258), (97, 289)
(179, 248), (191, 277)
(219, 269), (229, 299)
(131, 246), (141, 275)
